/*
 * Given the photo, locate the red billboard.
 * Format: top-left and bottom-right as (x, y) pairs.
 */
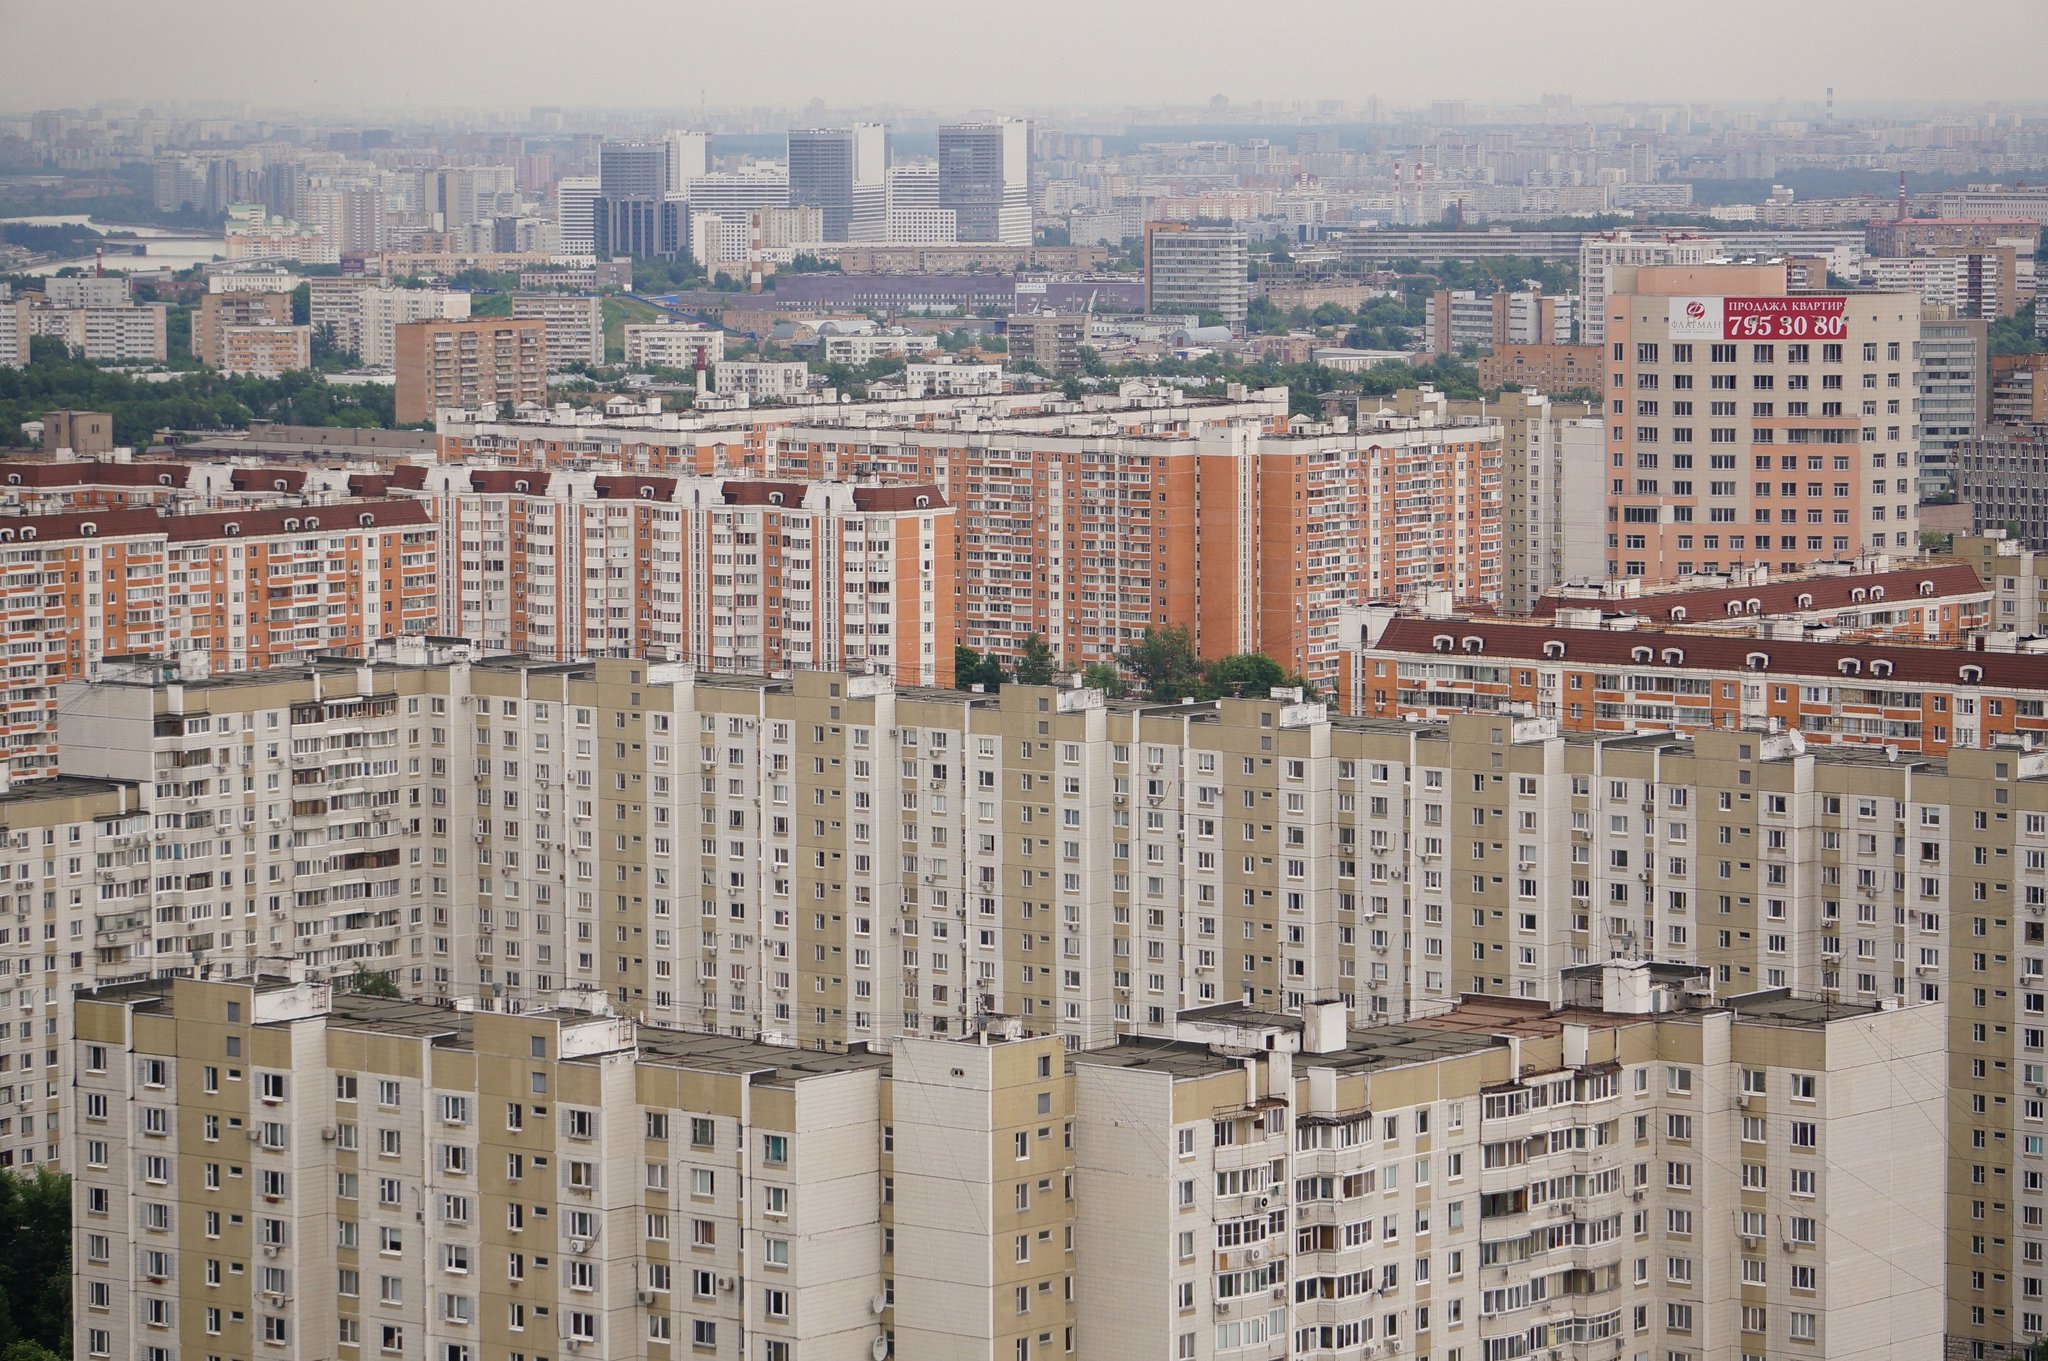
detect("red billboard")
(1670, 295), (1847, 340)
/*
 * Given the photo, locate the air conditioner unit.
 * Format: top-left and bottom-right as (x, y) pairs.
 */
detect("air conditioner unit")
(568, 1238), (589, 1254)
(246, 1128), (263, 1141)
(717, 1275), (736, 1292)
(1247, 1247), (1263, 1262)
(1256, 1195), (1271, 1209)
(636, 1289), (655, 1306)
(320, 1126), (337, 1142)
(263, 1244), (279, 1258)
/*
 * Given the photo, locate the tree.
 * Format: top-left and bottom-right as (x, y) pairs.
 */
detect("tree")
(954, 645), (1006, 692)
(1120, 625), (1206, 702)
(1080, 662), (1128, 699)
(289, 282), (310, 326)
(1014, 635), (1058, 686)
(1201, 652), (1289, 699)
(345, 965), (402, 998)
(1201, 652), (1318, 702)
(0, 1169), (70, 1356)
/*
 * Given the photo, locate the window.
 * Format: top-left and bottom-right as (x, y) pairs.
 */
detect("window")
(762, 1134), (789, 1165)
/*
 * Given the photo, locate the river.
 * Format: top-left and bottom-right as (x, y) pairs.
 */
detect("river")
(2, 215), (227, 276)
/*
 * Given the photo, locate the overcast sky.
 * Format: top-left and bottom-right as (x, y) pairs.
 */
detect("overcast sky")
(3, 0), (2043, 116)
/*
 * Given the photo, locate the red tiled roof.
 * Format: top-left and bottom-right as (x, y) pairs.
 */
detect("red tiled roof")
(721, 481), (811, 507)
(0, 461), (196, 488)
(230, 467), (307, 493)
(1532, 563), (1986, 624)
(162, 500), (432, 542)
(0, 508), (163, 543)
(852, 485), (947, 512)
(465, 470), (551, 495)
(1373, 616), (2048, 690)
(593, 474), (679, 501)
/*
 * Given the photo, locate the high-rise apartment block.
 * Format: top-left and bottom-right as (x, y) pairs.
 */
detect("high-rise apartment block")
(1143, 222), (1251, 330)
(1603, 263), (1922, 585)
(0, 500), (433, 783)
(419, 467), (952, 682)
(393, 318), (548, 424)
(937, 119), (1031, 246)
(67, 967), (1943, 1361)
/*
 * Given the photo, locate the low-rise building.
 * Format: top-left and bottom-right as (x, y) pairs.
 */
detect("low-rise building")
(712, 360), (811, 401)
(623, 323), (725, 371)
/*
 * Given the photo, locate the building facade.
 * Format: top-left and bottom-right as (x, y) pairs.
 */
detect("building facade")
(394, 318), (548, 424)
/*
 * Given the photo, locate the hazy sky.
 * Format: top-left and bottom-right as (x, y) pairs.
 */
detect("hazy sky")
(3, 0), (2044, 115)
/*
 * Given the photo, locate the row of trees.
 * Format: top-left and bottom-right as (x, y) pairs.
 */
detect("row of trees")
(0, 338), (407, 447)
(957, 627), (1317, 704)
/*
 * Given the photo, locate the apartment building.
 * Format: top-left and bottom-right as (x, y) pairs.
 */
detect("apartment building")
(1603, 263), (1923, 586)
(217, 323), (312, 377)
(711, 362), (811, 402)
(1376, 388), (1601, 616)
(421, 467), (952, 683)
(1006, 312), (1090, 373)
(356, 287), (473, 370)
(512, 293), (605, 370)
(34, 651), (2048, 1352)
(1340, 610), (2041, 756)
(818, 332), (938, 365)
(622, 324), (723, 372)
(68, 965), (1943, 1361)
(29, 302), (168, 364)
(0, 774), (150, 1171)
(1143, 223), (1251, 330)
(1475, 342), (1604, 395)
(195, 290), (292, 368)
(0, 296), (27, 368)
(1579, 231), (1722, 345)
(44, 276), (131, 309)
(1991, 354), (2048, 427)
(1531, 558), (1992, 641)
(0, 499), (434, 782)
(1920, 313), (1990, 498)
(1423, 287), (1572, 355)
(1960, 429), (2048, 549)
(394, 318), (548, 425)
(771, 409), (1501, 684)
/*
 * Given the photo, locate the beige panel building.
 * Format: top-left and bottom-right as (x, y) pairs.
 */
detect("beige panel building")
(70, 967), (1941, 1361)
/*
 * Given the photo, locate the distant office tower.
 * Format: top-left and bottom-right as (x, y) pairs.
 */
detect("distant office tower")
(681, 168), (789, 263)
(664, 128), (710, 185)
(555, 174), (600, 256)
(1142, 221), (1250, 328)
(787, 124), (887, 242)
(937, 118), (1030, 245)
(1918, 313), (1989, 499)
(886, 161), (956, 242)
(594, 139), (674, 258)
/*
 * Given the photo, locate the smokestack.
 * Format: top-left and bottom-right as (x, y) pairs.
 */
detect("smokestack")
(1897, 171), (1908, 222)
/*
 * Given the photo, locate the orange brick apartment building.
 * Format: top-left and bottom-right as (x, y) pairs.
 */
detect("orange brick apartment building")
(0, 500), (435, 783)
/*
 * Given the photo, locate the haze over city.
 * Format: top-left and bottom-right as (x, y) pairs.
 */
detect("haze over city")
(4, 0), (2046, 111)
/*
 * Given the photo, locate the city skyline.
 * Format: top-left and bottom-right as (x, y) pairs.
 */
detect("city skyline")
(4, 0), (2046, 114)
